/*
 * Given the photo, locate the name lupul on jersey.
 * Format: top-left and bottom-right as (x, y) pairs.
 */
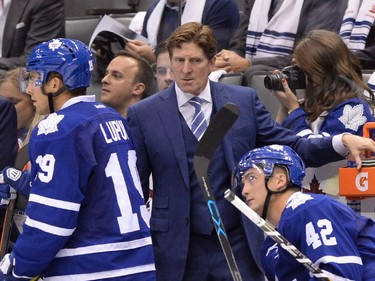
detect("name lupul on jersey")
(37, 111), (129, 145)
(100, 120), (129, 144)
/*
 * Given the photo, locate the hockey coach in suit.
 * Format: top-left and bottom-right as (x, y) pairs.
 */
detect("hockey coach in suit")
(127, 22), (375, 281)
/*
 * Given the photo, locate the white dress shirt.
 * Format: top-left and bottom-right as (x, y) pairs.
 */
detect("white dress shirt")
(176, 81), (213, 131)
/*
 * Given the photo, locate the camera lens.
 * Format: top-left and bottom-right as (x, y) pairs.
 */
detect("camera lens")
(264, 74), (283, 91)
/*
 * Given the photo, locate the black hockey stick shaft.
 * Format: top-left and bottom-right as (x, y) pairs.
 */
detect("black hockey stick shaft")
(0, 144), (29, 259)
(194, 103), (242, 281)
(225, 189), (332, 281)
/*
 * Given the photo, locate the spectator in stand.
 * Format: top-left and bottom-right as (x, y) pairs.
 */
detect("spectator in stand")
(273, 29), (375, 197)
(0, 0), (65, 74)
(213, 0), (348, 85)
(339, 0), (375, 69)
(215, 0), (375, 85)
(154, 41), (174, 91)
(126, 0), (240, 64)
(100, 50), (155, 117)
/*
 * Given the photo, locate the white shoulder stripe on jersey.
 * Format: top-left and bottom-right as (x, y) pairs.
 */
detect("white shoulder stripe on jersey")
(29, 194), (80, 211)
(55, 237), (153, 257)
(315, 255), (363, 266)
(25, 217), (76, 236)
(44, 263), (155, 280)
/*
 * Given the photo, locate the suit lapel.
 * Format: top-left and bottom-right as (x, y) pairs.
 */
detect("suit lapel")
(210, 81), (231, 113)
(210, 81), (236, 171)
(156, 88), (190, 189)
(2, 0), (28, 56)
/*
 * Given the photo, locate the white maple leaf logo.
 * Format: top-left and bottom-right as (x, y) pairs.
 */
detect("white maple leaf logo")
(286, 193), (313, 210)
(338, 104), (367, 131)
(48, 39), (62, 51)
(37, 113), (64, 135)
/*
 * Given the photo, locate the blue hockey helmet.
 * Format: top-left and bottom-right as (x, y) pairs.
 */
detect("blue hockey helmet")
(232, 144), (306, 191)
(25, 38), (94, 90)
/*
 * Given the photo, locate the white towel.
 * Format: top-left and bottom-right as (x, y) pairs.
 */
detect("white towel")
(208, 69), (227, 82)
(339, 0), (375, 51)
(368, 71), (375, 95)
(245, 0), (303, 59)
(146, 0), (206, 47)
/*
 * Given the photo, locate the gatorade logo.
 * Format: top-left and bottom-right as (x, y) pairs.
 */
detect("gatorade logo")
(355, 172), (368, 192)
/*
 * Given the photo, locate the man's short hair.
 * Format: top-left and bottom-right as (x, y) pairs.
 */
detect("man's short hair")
(166, 22), (217, 60)
(154, 41), (169, 60)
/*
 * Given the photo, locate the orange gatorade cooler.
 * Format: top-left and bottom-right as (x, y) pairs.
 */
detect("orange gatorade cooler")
(339, 122), (375, 200)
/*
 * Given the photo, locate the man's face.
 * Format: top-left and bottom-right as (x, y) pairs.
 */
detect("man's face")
(101, 56), (139, 112)
(25, 72), (50, 115)
(0, 80), (35, 130)
(156, 52), (174, 90)
(170, 42), (214, 96)
(241, 167), (268, 216)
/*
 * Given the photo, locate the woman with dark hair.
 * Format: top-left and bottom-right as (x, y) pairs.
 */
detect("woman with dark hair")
(274, 29), (375, 197)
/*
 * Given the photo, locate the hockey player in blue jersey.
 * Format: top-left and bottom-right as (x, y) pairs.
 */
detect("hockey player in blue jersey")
(232, 144), (375, 280)
(0, 38), (156, 280)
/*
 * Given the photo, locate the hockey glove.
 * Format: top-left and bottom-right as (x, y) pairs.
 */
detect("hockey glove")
(0, 253), (28, 280)
(0, 175), (16, 206)
(0, 167), (31, 206)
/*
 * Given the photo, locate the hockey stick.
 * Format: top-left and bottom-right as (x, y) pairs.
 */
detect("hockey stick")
(224, 189), (332, 281)
(193, 103), (242, 281)
(0, 144), (29, 259)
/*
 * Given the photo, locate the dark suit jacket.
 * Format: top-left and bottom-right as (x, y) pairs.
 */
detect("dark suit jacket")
(0, 0), (65, 72)
(0, 97), (18, 170)
(127, 81), (344, 280)
(229, 0), (348, 69)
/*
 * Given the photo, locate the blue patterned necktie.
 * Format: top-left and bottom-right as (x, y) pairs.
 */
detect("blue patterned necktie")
(188, 96), (207, 140)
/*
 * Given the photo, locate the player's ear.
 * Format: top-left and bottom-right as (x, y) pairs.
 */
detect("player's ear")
(133, 83), (146, 97)
(52, 77), (64, 90)
(275, 172), (288, 191)
(44, 76), (63, 93)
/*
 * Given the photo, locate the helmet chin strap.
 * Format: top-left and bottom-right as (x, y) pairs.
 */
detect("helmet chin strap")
(261, 178), (291, 220)
(41, 85), (67, 113)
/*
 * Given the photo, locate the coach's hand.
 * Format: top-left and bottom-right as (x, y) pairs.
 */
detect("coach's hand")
(342, 134), (375, 169)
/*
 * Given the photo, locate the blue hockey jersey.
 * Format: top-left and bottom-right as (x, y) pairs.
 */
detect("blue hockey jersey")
(282, 98), (374, 195)
(261, 192), (375, 280)
(12, 96), (155, 280)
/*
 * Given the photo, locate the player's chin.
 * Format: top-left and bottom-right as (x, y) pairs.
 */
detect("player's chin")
(100, 91), (110, 100)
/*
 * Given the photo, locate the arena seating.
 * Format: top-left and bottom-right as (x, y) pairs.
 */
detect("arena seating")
(65, 14), (136, 45)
